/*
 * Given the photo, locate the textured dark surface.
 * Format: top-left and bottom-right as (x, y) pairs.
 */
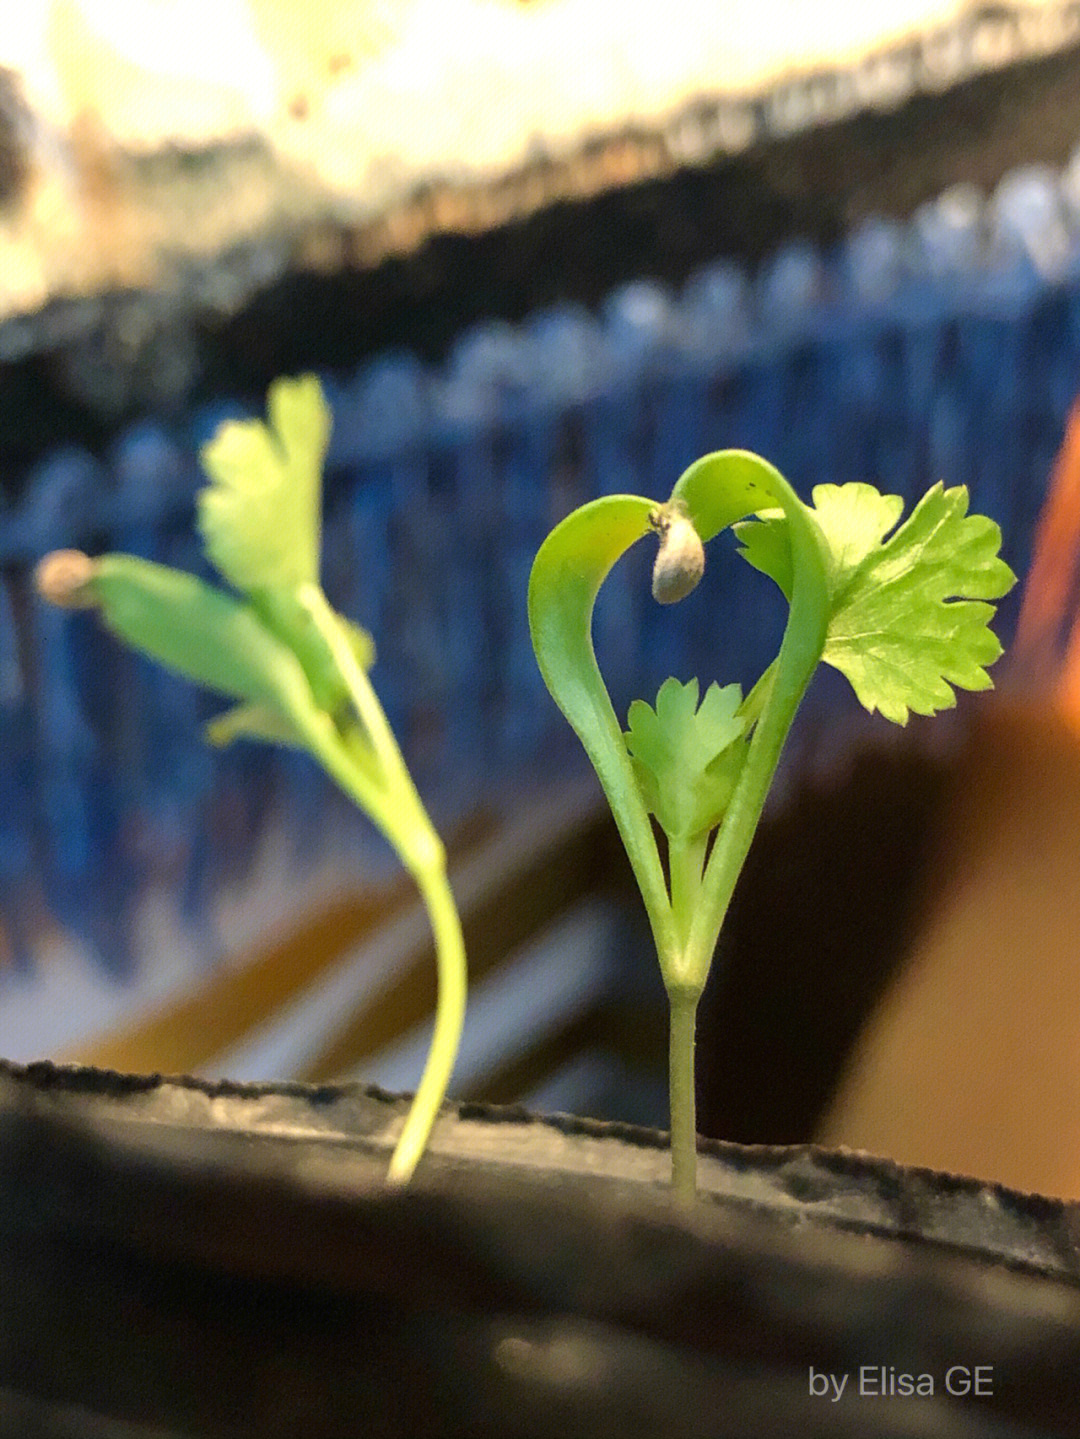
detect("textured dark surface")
(1, 1059), (1079, 1438)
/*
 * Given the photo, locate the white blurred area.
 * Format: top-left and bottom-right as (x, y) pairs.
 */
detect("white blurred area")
(0, 0), (1068, 169)
(0, 0), (1072, 321)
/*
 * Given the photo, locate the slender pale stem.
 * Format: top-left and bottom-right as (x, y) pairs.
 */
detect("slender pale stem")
(289, 595), (467, 1183)
(299, 583), (414, 787)
(687, 640), (821, 983)
(385, 855), (468, 1183)
(668, 987), (701, 1202)
(305, 722), (462, 1180)
(307, 726), (462, 1181)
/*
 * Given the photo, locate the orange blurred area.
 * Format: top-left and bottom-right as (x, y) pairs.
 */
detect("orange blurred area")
(819, 402), (1080, 1198)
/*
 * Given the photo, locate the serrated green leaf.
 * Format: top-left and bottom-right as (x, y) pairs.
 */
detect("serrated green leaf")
(624, 677), (747, 840)
(739, 481), (1016, 725)
(822, 483), (1014, 723)
(197, 374), (330, 593)
(733, 506), (792, 597)
(735, 486), (909, 602)
(812, 484), (906, 579)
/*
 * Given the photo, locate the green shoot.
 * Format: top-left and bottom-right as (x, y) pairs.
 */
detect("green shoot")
(528, 452), (1015, 1201)
(35, 375), (466, 1186)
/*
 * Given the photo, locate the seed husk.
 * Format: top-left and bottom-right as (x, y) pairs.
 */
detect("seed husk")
(651, 512), (705, 604)
(34, 550), (100, 608)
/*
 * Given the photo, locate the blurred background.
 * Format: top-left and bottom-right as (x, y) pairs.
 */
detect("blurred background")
(3, 0), (1080, 1196)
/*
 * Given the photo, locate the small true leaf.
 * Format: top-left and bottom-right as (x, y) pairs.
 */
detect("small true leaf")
(198, 374), (330, 594)
(624, 677), (747, 840)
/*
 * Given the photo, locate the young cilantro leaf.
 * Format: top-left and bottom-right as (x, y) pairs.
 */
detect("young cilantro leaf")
(736, 481), (1015, 725)
(737, 483), (908, 600)
(198, 374), (330, 593)
(624, 677), (748, 840)
(196, 375), (375, 728)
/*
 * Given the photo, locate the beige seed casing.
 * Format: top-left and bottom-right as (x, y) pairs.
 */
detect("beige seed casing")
(34, 549), (99, 608)
(651, 512), (705, 604)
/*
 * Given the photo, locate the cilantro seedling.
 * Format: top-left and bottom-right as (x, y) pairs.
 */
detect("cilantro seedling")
(528, 452), (1015, 1200)
(35, 376), (466, 1186)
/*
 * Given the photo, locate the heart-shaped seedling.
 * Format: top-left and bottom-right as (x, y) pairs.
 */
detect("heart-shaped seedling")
(529, 452), (1016, 1201)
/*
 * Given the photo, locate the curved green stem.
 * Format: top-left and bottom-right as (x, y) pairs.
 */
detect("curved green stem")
(669, 456), (832, 988)
(298, 585), (417, 789)
(295, 717), (462, 1180)
(284, 616), (465, 1183)
(385, 855), (467, 1184)
(528, 496), (678, 960)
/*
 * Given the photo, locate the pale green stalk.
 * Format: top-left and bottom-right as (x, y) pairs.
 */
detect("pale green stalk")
(297, 585), (465, 1184)
(664, 830), (708, 1195)
(667, 988), (700, 1202)
(387, 856), (467, 1184)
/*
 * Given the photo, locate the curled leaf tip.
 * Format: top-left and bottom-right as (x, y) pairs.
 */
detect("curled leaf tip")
(651, 503), (705, 605)
(34, 550), (100, 609)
